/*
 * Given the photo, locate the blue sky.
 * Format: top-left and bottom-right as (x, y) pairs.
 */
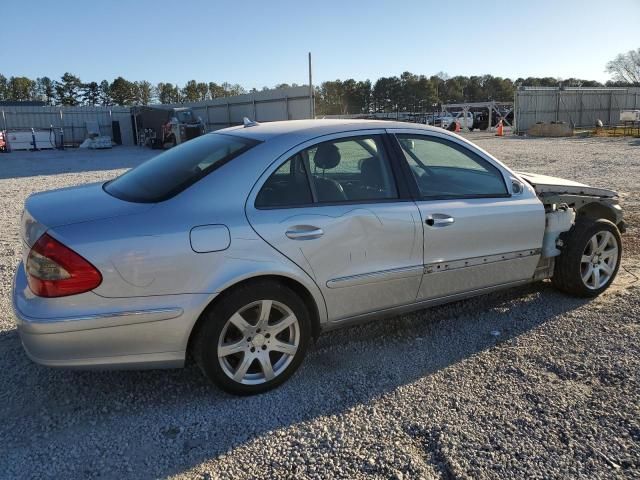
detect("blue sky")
(4, 0), (639, 87)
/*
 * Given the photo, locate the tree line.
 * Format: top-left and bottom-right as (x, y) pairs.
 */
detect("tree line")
(0, 73), (253, 107)
(1, 48), (638, 115)
(315, 72), (633, 115)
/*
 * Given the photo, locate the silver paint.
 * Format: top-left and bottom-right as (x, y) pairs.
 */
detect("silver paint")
(11, 119), (611, 370)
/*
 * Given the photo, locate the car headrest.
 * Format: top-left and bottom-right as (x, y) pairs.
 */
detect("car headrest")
(360, 157), (379, 177)
(314, 143), (340, 170)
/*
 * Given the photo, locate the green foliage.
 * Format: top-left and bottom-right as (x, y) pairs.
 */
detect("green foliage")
(0, 65), (629, 112)
(109, 77), (136, 106)
(135, 81), (154, 105)
(0, 74), (8, 100)
(82, 81), (100, 106)
(9, 76), (36, 101)
(55, 72), (82, 106)
(36, 77), (55, 105)
(156, 82), (182, 104)
(99, 80), (111, 106)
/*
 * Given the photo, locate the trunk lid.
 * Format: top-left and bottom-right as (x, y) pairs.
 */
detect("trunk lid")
(23, 182), (153, 245)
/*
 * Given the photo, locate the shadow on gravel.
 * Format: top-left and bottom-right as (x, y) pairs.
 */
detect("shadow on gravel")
(0, 147), (154, 179)
(0, 282), (593, 479)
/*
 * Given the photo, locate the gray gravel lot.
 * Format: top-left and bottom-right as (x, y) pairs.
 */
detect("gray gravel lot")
(0, 135), (639, 479)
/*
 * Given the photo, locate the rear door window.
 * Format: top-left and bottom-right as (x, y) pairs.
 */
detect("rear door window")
(255, 154), (313, 208)
(255, 135), (399, 208)
(307, 136), (398, 203)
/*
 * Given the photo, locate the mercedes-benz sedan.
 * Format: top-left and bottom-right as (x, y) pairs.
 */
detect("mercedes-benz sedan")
(13, 120), (624, 395)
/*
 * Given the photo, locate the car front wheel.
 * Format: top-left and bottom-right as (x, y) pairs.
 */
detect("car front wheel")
(552, 217), (622, 297)
(193, 281), (311, 395)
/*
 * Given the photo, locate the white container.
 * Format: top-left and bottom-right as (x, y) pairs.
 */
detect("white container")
(542, 207), (576, 257)
(620, 110), (640, 122)
(6, 130), (55, 151)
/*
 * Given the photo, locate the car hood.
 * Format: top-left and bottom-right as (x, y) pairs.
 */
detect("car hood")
(25, 181), (154, 230)
(516, 171), (618, 198)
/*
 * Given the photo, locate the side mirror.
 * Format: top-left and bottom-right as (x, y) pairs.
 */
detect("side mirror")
(511, 179), (524, 195)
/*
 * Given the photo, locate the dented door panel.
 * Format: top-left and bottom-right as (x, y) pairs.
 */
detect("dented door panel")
(247, 202), (424, 320)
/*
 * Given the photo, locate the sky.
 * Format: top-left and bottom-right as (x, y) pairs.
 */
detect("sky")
(3, 0), (639, 88)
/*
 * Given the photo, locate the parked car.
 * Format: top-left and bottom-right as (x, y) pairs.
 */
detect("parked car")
(430, 112), (475, 130)
(13, 120), (625, 395)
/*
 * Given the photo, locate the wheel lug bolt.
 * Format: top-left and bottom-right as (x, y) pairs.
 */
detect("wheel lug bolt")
(250, 347), (255, 353)
(265, 333), (270, 338)
(262, 345), (267, 350)
(256, 328), (261, 333)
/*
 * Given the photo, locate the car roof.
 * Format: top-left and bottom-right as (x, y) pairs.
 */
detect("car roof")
(215, 119), (448, 142)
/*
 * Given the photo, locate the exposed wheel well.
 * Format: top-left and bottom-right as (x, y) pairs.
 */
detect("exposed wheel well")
(576, 202), (617, 224)
(186, 275), (322, 362)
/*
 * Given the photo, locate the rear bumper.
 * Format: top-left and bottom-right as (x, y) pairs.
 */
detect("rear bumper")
(12, 263), (214, 369)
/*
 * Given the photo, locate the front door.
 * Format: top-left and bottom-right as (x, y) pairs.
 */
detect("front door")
(246, 131), (423, 320)
(389, 130), (545, 300)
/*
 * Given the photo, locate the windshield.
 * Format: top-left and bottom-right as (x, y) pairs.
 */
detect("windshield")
(174, 109), (198, 123)
(104, 133), (259, 202)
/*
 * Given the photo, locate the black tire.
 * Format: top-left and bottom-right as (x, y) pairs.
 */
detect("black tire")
(552, 217), (622, 297)
(192, 281), (311, 395)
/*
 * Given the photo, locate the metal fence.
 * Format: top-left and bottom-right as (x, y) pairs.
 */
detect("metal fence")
(161, 85), (313, 131)
(1, 106), (135, 146)
(514, 87), (640, 133)
(1, 86), (313, 147)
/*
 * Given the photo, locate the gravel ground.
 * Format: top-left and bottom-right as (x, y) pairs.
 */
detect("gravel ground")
(0, 136), (638, 479)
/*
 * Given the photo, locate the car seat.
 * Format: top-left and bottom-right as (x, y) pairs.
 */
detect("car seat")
(313, 143), (347, 202)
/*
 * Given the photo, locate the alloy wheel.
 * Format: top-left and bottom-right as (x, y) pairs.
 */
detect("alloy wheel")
(217, 300), (300, 385)
(580, 230), (619, 290)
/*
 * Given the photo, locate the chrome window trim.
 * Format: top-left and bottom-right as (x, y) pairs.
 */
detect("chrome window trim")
(248, 129), (400, 211)
(385, 128), (516, 199)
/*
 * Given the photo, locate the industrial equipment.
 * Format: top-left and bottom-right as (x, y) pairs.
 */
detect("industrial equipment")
(134, 106), (205, 148)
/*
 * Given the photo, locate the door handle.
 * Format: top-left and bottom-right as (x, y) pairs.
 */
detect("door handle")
(285, 226), (324, 240)
(425, 214), (455, 227)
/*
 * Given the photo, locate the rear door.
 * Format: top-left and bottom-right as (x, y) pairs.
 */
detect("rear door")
(246, 130), (423, 321)
(387, 129), (545, 300)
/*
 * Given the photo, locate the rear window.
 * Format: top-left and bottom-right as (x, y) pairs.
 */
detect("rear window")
(104, 133), (259, 202)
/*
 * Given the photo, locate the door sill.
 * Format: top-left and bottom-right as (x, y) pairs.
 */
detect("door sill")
(321, 279), (531, 331)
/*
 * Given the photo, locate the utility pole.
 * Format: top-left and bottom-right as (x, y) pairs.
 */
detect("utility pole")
(308, 52), (315, 118)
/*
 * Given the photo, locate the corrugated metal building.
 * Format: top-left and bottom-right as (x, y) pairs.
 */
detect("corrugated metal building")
(160, 85), (313, 131)
(1, 86), (313, 147)
(514, 87), (640, 133)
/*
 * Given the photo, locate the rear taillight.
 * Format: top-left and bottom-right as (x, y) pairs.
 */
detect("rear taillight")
(26, 233), (102, 297)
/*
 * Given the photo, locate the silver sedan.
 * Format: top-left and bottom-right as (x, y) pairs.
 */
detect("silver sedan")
(12, 120), (623, 395)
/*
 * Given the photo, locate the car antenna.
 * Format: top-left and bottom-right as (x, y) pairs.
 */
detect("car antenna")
(243, 117), (260, 128)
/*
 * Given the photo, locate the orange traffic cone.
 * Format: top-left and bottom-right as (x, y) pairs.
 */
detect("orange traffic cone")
(454, 120), (461, 133)
(496, 119), (504, 137)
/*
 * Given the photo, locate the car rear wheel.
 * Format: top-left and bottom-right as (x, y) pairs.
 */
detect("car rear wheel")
(193, 281), (311, 395)
(552, 217), (622, 297)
